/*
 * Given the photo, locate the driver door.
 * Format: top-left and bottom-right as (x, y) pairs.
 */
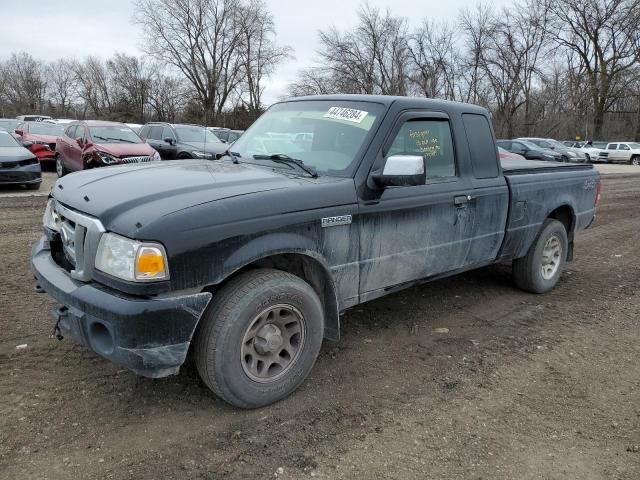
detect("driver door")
(357, 113), (476, 301)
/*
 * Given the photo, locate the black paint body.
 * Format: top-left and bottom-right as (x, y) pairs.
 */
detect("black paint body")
(31, 95), (599, 377)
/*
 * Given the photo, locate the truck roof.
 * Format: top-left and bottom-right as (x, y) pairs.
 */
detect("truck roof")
(282, 94), (489, 116)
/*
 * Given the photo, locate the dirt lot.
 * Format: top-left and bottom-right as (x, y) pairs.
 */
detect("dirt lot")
(1, 172), (639, 479)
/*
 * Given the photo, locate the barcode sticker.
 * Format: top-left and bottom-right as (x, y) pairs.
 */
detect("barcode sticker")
(324, 107), (368, 124)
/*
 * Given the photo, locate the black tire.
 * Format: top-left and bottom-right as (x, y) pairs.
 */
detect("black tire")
(561, 155), (569, 163)
(585, 154), (591, 163)
(25, 183), (41, 190)
(194, 268), (324, 408)
(55, 154), (68, 177)
(512, 219), (568, 294)
(630, 156), (640, 166)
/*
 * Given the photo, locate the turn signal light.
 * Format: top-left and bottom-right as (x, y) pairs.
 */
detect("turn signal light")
(135, 246), (168, 280)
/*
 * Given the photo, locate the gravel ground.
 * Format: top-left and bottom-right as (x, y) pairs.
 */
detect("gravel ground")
(0, 172), (639, 479)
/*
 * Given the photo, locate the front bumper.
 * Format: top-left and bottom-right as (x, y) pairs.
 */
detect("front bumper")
(31, 236), (211, 378)
(0, 163), (41, 185)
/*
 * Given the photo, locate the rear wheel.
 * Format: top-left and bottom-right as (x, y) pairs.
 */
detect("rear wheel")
(513, 219), (568, 294)
(194, 269), (324, 408)
(55, 154), (68, 177)
(630, 156), (640, 166)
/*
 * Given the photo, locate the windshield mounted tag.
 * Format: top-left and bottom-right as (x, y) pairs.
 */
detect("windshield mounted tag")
(324, 107), (368, 124)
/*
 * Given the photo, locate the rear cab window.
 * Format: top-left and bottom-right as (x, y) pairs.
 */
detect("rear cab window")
(462, 113), (499, 179)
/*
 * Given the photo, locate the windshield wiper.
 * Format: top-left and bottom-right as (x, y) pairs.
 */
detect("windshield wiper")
(252, 154), (318, 178)
(92, 135), (135, 144)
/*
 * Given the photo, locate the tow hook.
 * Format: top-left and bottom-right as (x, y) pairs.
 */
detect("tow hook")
(34, 284), (45, 293)
(50, 306), (67, 341)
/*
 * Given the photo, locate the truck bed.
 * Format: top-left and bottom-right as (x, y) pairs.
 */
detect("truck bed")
(501, 159), (595, 175)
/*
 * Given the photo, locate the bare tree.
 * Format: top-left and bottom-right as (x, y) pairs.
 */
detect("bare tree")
(314, 3), (409, 95)
(1, 52), (47, 115)
(134, 0), (287, 124)
(406, 20), (458, 100)
(74, 56), (115, 118)
(47, 58), (79, 118)
(108, 53), (154, 122)
(237, 0), (292, 114)
(547, 0), (640, 138)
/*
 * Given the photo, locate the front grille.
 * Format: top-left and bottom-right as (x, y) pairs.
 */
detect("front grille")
(121, 155), (155, 164)
(53, 201), (105, 282)
(599, 152), (609, 158)
(0, 158), (38, 168)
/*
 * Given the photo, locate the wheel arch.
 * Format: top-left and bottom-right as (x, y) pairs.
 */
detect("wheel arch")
(203, 250), (341, 341)
(547, 204), (576, 260)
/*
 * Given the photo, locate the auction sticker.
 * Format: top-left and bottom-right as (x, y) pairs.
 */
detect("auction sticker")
(324, 107), (368, 123)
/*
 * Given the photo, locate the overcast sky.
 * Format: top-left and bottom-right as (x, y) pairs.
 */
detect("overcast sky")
(0, 0), (510, 104)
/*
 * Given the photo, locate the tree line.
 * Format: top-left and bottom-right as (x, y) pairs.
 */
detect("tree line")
(1, 0), (639, 140)
(290, 0), (640, 141)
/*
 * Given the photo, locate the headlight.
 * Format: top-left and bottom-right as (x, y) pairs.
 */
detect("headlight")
(153, 150), (161, 161)
(95, 232), (169, 282)
(43, 198), (61, 231)
(191, 151), (213, 159)
(96, 151), (119, 164)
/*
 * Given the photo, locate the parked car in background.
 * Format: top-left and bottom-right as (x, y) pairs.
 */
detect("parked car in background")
(497, 139), (562, 162)
(0, 118), (20, 133)
(578, 141), (608, 163)
(517, 138), (587, 162)
(0, 129), (41, 189)
(140, 122), (227, 160)
(16, 114), (52, 122)
(598, 142), (640, 165)
(209, 127), (244, 144)
(55, 121), (160, 177)
(498, 146), (525, 161)
(14, 121), (65, 167)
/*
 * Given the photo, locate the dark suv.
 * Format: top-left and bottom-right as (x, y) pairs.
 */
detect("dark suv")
(140, 123), (227, 160)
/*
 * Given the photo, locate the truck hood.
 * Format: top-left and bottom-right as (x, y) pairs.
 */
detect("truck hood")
(93, 142), (156, 158)
(52, 160), (302, 235)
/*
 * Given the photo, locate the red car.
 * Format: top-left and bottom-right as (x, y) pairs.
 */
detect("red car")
(498, 146), (525, 161)
(55, 120), (160, 177)
(14, 121), (65, 166)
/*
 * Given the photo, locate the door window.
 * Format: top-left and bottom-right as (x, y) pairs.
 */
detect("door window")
(608, 144), (618, 150)
(619, 144), (630, 150)
(65, 125), (76, 138)
(149, 126), (164, 140)
(386, 119), (456, 181)
(74, 126), (85, 142)
(162, 126), (175, 142)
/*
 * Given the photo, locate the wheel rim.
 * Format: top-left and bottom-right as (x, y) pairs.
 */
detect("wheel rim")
(56, 156), (63, 176)
(633, 158), (639, 166)
(541, 235), (562, 280)
(241, 304), (305, 383)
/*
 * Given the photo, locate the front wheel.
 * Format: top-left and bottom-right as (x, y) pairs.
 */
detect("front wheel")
(194, 269), (324, 408)
(512, 219), (568, 294)
(55, 154), (68, 177)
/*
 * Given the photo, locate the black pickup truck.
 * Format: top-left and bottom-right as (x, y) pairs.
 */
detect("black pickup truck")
(32, 95), (601, 408)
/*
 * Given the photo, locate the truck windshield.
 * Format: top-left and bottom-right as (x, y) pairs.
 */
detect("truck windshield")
(230, 100), (384, 176)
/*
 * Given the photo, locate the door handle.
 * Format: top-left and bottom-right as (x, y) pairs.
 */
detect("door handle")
(454, 195), (472, 206)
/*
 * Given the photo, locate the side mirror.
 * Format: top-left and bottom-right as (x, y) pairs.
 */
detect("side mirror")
(372, 155), (425, 188)
(14, 129), (24, 136)
(22, 140), (33, 148)
(163, 137), (174, 145)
